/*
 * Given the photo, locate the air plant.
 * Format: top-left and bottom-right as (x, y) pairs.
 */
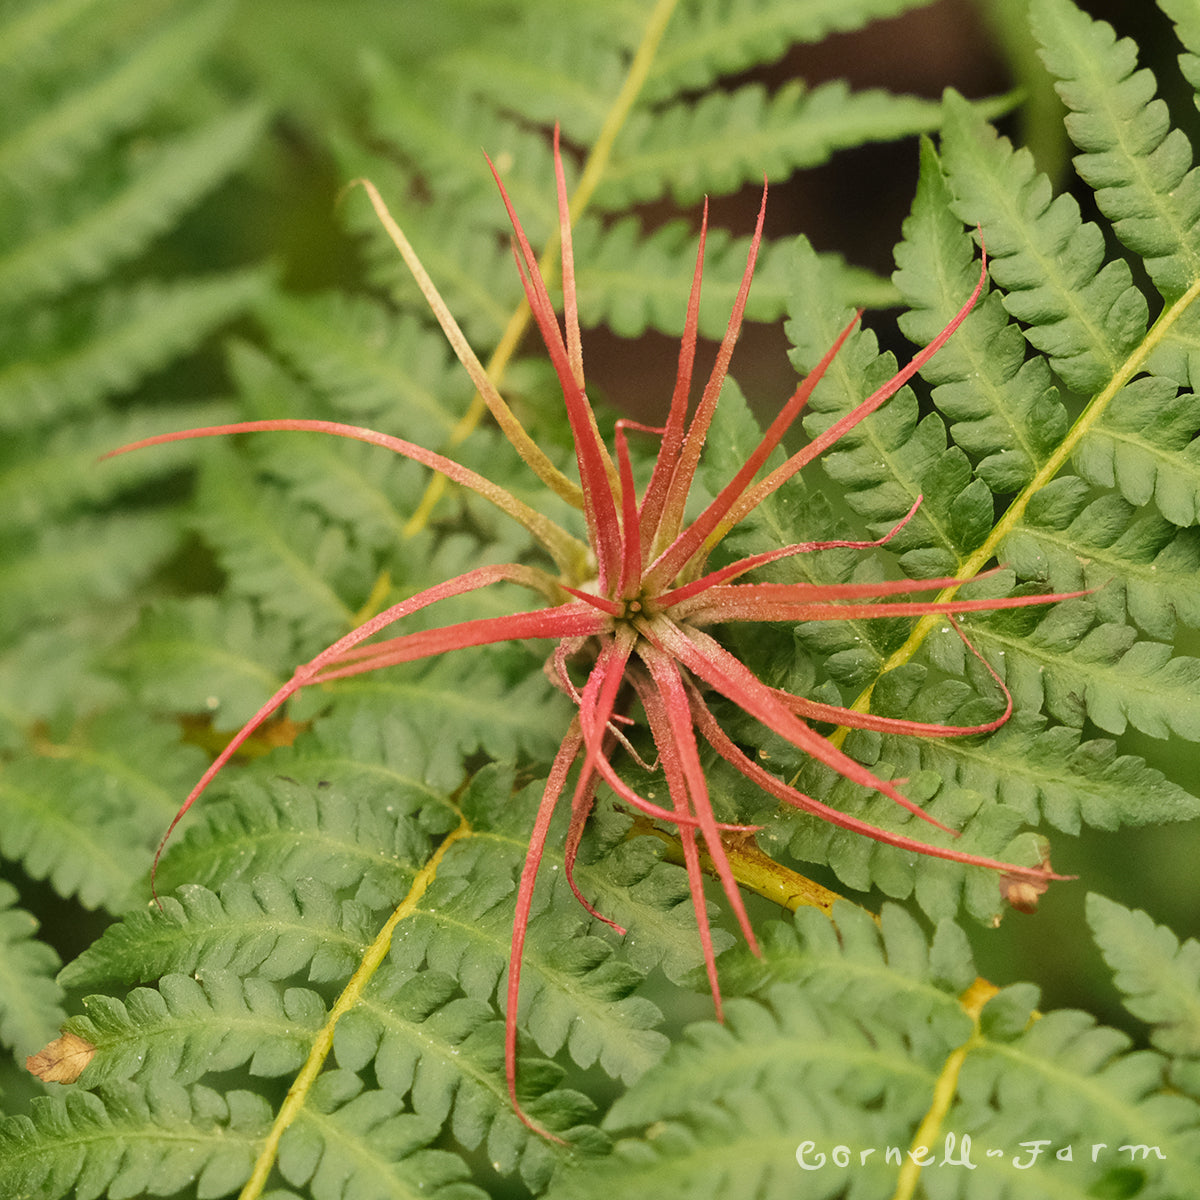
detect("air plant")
(107, 130), (1074, 1139)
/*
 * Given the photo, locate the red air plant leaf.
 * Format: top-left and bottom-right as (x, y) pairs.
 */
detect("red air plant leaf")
(106, 127), (1079, 1141)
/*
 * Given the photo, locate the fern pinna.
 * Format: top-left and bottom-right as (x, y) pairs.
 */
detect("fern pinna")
(3, 0), (1200, 1198)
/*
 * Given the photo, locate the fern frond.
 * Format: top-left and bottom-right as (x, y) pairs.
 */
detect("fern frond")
(438, 17), (633, 144)
(610, 904), (973, 1127)
(644, 0), (937, 101)
(886, 709), (1200, 835)
(566, 809), (728, 986)
(255, 294), (463, 444)
(0, 0), (234, 188)
(761, 759), (1037, 921)
(338, 164), (526, 348)
(0, 712), (205, 912)
(110, 597), (297, 730)
(897, 138), (1070, 495)
(46, 768), (703, 1194)
(547, 903), (1200, 1199)
(544, 905), (965, 1199)
(0, 882), (64, 1057)
(965, 601), (1200, 741)
(333, 971), (587, 1186)
(1006, 479), (1200, 640)
(59, 875), (375, 994)
(0, 401), (232, 529)
(0, 269), (269, 430)
(0, 513), (178, 643)
(0, 619), (121, 749)
(0, 1080), (271, 1200)
(701, 389), (938, 689)
(553, 1089), (874, 1200)
(276, 1070), (496, 1200)
(191, 445), (371, 641)
(216, 343), (562, 570)
(153, 777), (429, 904)
(69, 971), (324, 1089)
(0, 104), (267, 308)
(398, 774), (669, 1084)
(1088, 893), (1200, 1059)
(789, 237), (983, 577)
(218, 342), (426, 551)
(309, 655), (568, 795)
(358, 67), (562, 237)
(7, 4), (1200, 1196)
(346, 0), (943, 358)
(600, 80), (951, 207)
(1162, 0), (1200, 98)
(573, 216), (789, 338)
(1073, 376), (1200, 526)
(241, 704), (460, 827)
(938, 88), (1147, 393)
(1032, 0), (1200, 300)
(956, 995), (1200, 1196)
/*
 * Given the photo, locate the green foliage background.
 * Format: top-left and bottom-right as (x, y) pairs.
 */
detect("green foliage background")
(1, 0), (1198, 1197)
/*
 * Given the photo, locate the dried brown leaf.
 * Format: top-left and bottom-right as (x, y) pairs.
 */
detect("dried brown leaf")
(26, 1031), (95, 1084)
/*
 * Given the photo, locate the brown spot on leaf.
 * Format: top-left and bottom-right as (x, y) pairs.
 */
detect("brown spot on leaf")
(27, 1031), (95, 1084)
